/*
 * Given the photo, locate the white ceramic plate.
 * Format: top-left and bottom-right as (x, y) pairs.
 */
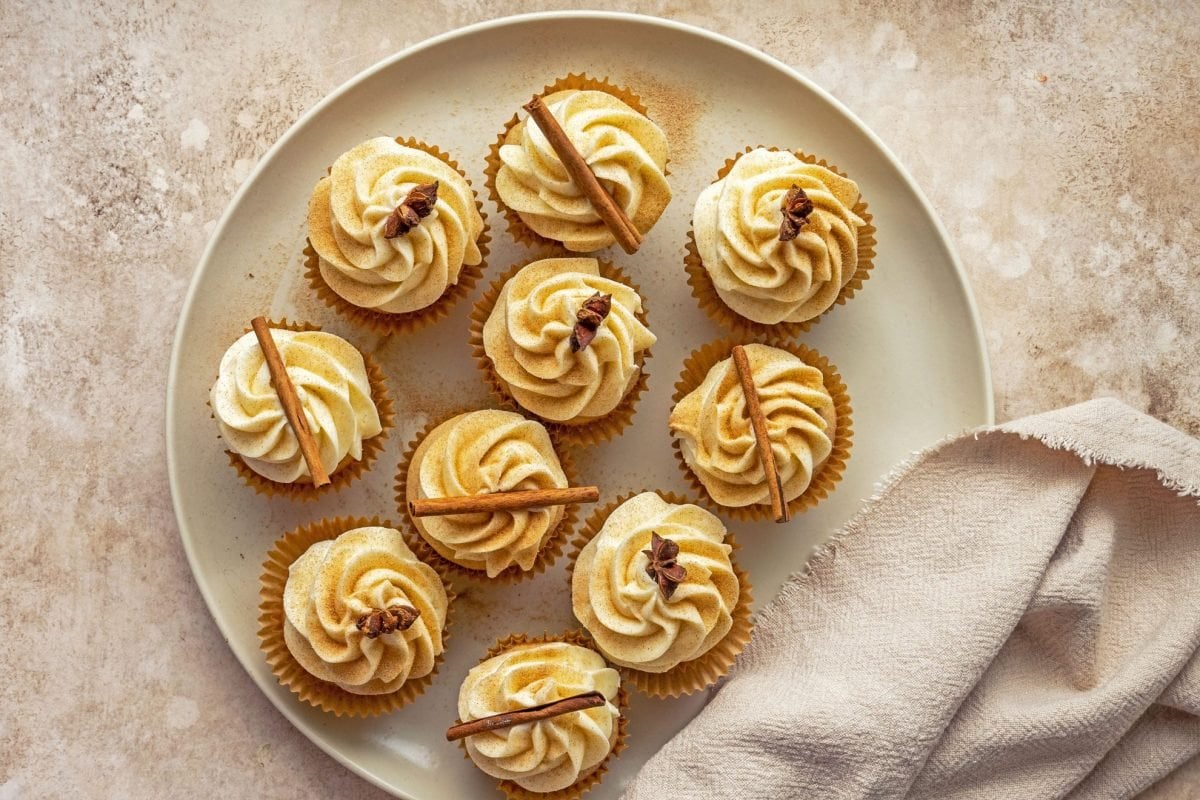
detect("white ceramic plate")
(167, 11), (992, 799)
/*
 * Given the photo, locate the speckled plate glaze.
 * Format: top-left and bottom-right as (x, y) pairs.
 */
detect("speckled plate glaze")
(166, 12), (992, 800)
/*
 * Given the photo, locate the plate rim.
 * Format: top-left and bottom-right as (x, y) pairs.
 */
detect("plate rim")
(165, 10), (994, 798)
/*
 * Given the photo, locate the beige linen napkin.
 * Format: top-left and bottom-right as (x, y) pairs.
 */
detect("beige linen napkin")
(623, 399), (1200, 799)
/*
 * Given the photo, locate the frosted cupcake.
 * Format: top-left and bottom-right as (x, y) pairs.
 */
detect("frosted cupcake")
(259, 519), (452, 716)
(470, 256), (655, 445)
(686, 147), (875, 336)
(454, 632), (627, 799)
(569, 492), (752, 697)
(209, 321), (391, 499)
(305, 136), (489, 333)
(486, 74), (671, 252)
(398, 409), (579, 582)
(669, 340), (853, 521)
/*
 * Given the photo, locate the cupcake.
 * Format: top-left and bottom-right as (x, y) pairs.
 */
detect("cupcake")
(470, 256), (655, 445)
(258, 518), (452, 716)
(398, 409), (579, 582)
(486, 74), (671, 252)
(669, 340), (853, 521)
(686, 147), (875, 336)
(210, 321), (392, 499)
(305, 136), (489, 333)
(455, 631), (627, 799)
(569, 491), (753, 697)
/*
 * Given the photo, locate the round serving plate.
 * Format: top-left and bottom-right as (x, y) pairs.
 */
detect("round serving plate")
(166, 11), (992, 799)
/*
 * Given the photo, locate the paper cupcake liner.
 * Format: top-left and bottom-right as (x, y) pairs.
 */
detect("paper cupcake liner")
(454, 630), (630, 800)
(670, 337), (854, 522)
(467, 255), (652, 447)
(395, 408), (582, 584)
(485, 73), (660, 252)
(565, 490), (754, 698)
(685, 146), (876, 338)
(304, 137), (491, 335)
(221, 319), (395, 501)
(257, 515), (456, 717)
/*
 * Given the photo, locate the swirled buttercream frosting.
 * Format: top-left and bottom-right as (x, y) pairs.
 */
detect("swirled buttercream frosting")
(407, 410), (568, 577)
(483, 258), (655, 423)
(210, 328), (382, 484)
(496, 89), (671, 251)
(308, 137), (485, 313)
(572, 493), (738, 672)
(669, 343), (836, 507)
(459, 641), (620, 792)
(282, 526), (447, 695)
(693, 148), (864, 324)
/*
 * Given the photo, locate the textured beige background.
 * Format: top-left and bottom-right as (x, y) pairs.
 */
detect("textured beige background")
(1, 1), (1197, 798)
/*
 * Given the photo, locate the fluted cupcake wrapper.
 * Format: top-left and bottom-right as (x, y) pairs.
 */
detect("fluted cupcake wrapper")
(395, 408), (581, 585)
(671, 337), (854, 522)
(467, 255), (652, 447)
(565, 490), (755, 698)
(684, 146), (877, 338)
(304, 136), (491, 335)
(485, 73), (663, 252)
(454, 630), (630, 800)
(257, 515), (456, 717)
(220, 318), (395, 501)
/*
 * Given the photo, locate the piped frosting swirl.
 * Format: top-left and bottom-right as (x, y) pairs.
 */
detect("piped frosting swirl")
(308, 137), (485, 313)
(282, 526), (448, 695)
(496, 89), (671, 252)
(572, 493), (738, 673)
(459, 641), (620, 792)
(483, 258), (655, 422)
(693, 148), (864, 324)
(669, 343), (836, 507)
(210, 328), (382, 484)
(407, 410), (568, 577)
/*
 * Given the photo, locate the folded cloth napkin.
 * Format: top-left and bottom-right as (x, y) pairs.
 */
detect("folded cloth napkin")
(623, 399), (1200, 800)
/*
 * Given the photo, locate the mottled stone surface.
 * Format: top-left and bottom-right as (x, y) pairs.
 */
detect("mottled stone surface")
(1, 1), (1197, 797)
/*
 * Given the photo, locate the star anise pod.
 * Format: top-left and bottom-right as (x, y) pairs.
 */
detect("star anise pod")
(642, 532), (688, 600)
(356, 604), (421, 638)
(779, 184), (815, 241)
(383, 181), (439, 239)
(569, 292), (612, 352)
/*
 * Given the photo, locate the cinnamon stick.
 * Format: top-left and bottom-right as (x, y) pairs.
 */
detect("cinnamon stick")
(522, 96), (643, 255)
(250, 317), (330, 487)
(446, 691), (608, 742)
(409, 486), (599, 518)
(731, 345), (788, 522)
